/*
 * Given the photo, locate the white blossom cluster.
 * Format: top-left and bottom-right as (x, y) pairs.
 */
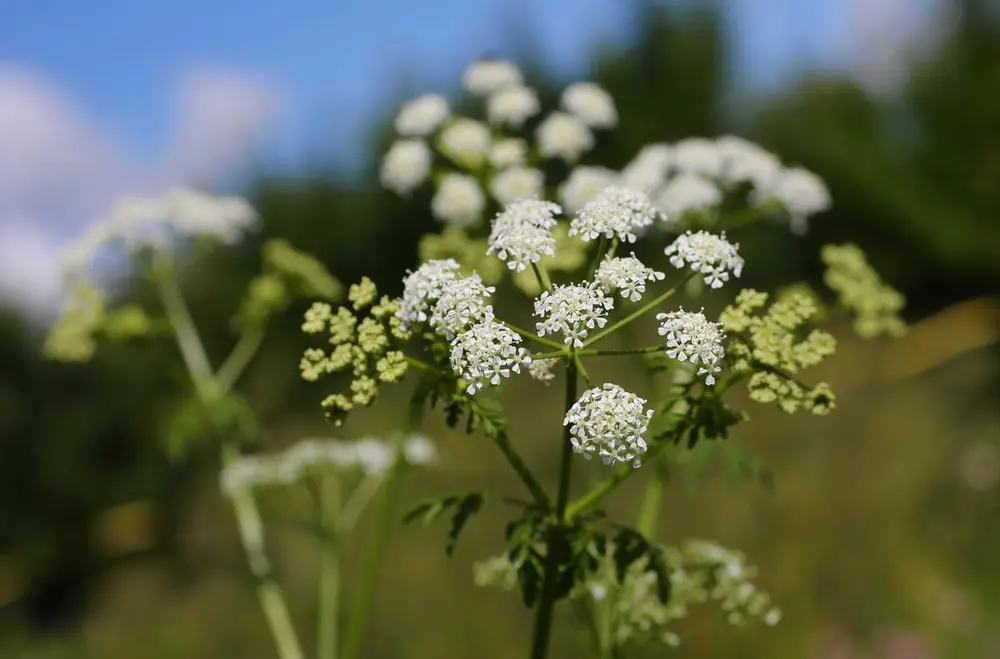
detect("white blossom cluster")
(394, 94), (450, 136)
(563, 383), (653, 467)
(558, 165), (617, 214)
(431, 173), (486, 227)
(534, 282), (615, 347)
(490, 166), (544, 206)
(428, 273), (496, 338)
(655, 173), (722, 219)
(380, 139), (432, 196)
(486, 199), (561, 272)
(595, 254), (665, 302)
(569, 186), (661, 243)
(450, 318), (531, 395)
(219, 434), (436, 497)
(656, 308), (726, 385)
(398, 259), (462, 329)
(665, 230), (744, 289)
(753, 166), (831, 234)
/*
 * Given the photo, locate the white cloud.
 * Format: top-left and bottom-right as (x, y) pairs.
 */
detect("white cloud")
(0, 63), (284, 316)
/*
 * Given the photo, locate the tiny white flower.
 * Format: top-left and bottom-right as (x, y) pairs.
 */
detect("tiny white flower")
(398, 258), (462, 328)
(656, 307), (726, 384)
(715, 135), (781, 188)
(655, 173), (722, 219)
(394, 94), (450, 136)
(594, 253), (665, 302)
(561, 82), (618, 129)
(754, 166), (831, 234)
(352, 438), (395, 475)
(450, 319), (531, 395)
(563, 383), (653, 467)
(674, 137), (723, 177)
(381, 139), (432, 195)
(490, 166), (545, 205)
(488, 138), (528, 169)
(432, 173), (485, 227)
(527, 356), (557, 385)
(487, 86), (540, 127)
(403, 434), (438, 465)
(558, 165), (616, 215)
(665, 230), (744, 289)
(536, 112), (594, 163)
(430, 273), (496, 338)
(438, 119), (492, 166)
(487, 198), (561, 272)
(462, 59), (523, 95)
(619, 143), (674, 193)
(569, 185), (659, 244)
(534, 282), (615, 348)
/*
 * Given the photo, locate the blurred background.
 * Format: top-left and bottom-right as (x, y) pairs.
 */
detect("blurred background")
(1, 0), (998, 657)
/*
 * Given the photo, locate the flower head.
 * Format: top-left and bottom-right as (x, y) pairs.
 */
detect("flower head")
(595, 254), (665, 302)
(528, 356), (557, 384)
(756, 167), (830, 234)
(559, 166), (616, 215)
(487, 198), (561, 272)
(398, 259), (462, 329)
(462, 59), (523, 95)
(438, 119), (491, 167)
(488, 138), (528, 169)
(534, 282), (615, 347)
(665, 230), (744, 288)
(570, 186), (659, 243)
(619, 143), (674, 193)
(450, 319), (531, 394)
(536, 112), (594, 163)
(673, 138), (722, 177)
(432, 174), (485, 227)
(716, 136), (781, 188)
(655, 173), (721, 219)
(489, 166), (544, 205)
(403, 434), (438, 465)
(487, 86), (540, 127)
(656, 308), (726, 384)
(564, 383), (653, 467)
(430, 273), (496, 338)
(381, 139), (432, 195)
(561, 82), (618, 129)
(394, 94), (450, 136)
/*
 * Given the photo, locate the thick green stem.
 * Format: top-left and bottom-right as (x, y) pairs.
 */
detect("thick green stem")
(317, 474), (341, 659)
(635, 479), (663, 538)
(583, 272), (696, 348)
(155, 270), (215, 393)
(529, 359), (578, 659)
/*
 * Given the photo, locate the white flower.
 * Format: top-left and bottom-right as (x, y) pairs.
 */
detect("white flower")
(398, 258), (462, 328)
(490, 166), (545, 205)
(450, 319), (531, 394)
(487, 86), (540, 127)
(716, 135), (781, 188)
(569, 185), (659, 243)
(462, 59), (523, 95)
(528, 357), (556, 385)
(563, 383), (652, 467)
(381, 139), (432, 195)
(430, 273), (495, 338)
(674, 137), (723, 177)
(403, 434), (438, 465)
(536, 112), (594, 163)
(656, 308), (726, 385)
(488, 138), (528, 169)
(619, 143), (674, 193)
(351, 438), (396, 475)
(595, 254), (665, 302)
(487, 198), (561, 271)
(432, 174), (485, 227)
(161, 189), (258, 244)
(755, 166), (831, 234)
(438, 119), (491, 166)
(534, 282), (615, 347)
(558, 166), (616, 215)
(394, 94), (450, 136)
(665, 230), (744, 289)
(561, 82), (618, 129)
(655, 173), (722, 219)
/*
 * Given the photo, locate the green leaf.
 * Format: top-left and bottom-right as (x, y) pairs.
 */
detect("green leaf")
(612, 528), (671, 604)
(402, 491), (487, 556)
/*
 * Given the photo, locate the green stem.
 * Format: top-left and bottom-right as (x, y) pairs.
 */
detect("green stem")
(502, 321), (566, 351)
(155, 270), (215, 394)
(574, 355), (593, 387)
(492, 431), (551, 510)
(588, 236), (608, 276)
(216, 324), (266, 394)
(583, 272), (696, 348)
(529, 359), (578, 659)
(565, 439), (671, 522)
(403, 355), (437, 373)
(531, 262), (553, 293)
(720, 200), (782, 231)
(317, 473), (341, 659)
(337, 473), (386, 533)
(635, 479), (663, 539)
(575, 346), (663, 358)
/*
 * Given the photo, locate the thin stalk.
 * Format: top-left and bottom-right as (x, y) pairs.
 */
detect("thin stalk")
(216, 325), (266, 394)
(635, 479), (663, 539)
(317, 473), (341, 659)
(155, 271), (215, 393)
(720, 200), (782, 231)
(502, 320), (566, 350)
(564, 438), (671, 522)
(583, 272), (696, 348)
(588, 236), (608, 276)
(574, 355), (593, 387)
(531, 350), (570, 360)
(529, 359), (578, 659)
(337, 473), (386, 533)
(403, 355), (437, 373)
(574, 346), (663, 358)
(492, 431), (551, 510)
(531, 262), (553, 292)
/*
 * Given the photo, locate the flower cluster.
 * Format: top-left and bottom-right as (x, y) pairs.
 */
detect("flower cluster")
(450, 319), (531, 395)
(665, 230), (744, 288)
(486, 199), (562, 272)
(563, 383), (653, 467)
(656, 308), (727, 385)
(821, 244), (907, 338)
(594, 254), (665, 302)
(534, 283), (615, 347)
(569, 186), (660, 243)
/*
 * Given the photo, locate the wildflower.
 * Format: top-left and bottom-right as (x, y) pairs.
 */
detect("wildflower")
(431, 173), (485, 227)
(438, 119), (492, 167)
(619, 143), (674, 194)
(665, 230), (744, 288)
(536, 111), (594, 163)
(487, 85), (540, 127)
(655, 174), (721, 219)
(398, 258), (462, 329)
(755, 166), (831, 234)
(462, 59), (523, 95)
(486, 198), (561, 272)
(570, 186), (659, 243)
(403, 434), (438, 465)
(673, 137), (722, 178)
(527, 357), (556, 384)
(563, 383), (653, 467)
(394, 93), (450, 136)
(715, 136), (781, 188)
(534, 282), (615, 347)
(656, 308), (726, 385)
(558, 165), (616, 214)
(821, 244), (905, 337)
(488, 138), (528, 169)
(561, 82), (618, 128)
(489, 166), (545, 205)
(450, 319), (531, 394)
(381, 139), (432, 195)
(595, 254), (665, 302)
(430, 273), (496, 338)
